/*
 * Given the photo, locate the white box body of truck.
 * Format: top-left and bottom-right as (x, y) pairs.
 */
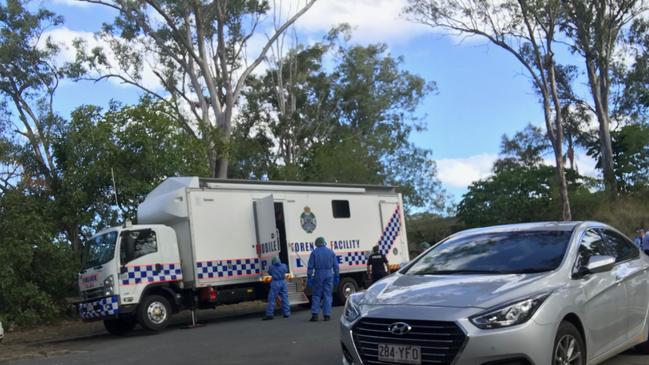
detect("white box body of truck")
(76, 177), (409, 333)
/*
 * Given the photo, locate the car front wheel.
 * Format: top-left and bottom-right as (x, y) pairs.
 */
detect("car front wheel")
(553, 322), (586, 365)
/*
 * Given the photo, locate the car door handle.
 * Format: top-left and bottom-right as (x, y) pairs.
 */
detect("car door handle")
(155, 263), (163, 273)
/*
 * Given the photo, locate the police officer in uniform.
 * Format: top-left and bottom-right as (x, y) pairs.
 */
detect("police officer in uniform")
(307, 237), (339, 322)
(367, 245), (389, 284)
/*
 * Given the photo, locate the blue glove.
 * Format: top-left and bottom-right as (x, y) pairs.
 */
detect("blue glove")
(307, 277), (314, 288)
(333, 276), (340, 286)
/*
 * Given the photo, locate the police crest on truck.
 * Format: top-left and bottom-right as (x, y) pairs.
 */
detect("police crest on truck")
(300, 206), (317, 233)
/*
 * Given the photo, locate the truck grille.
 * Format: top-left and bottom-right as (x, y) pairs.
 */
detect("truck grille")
(81, 287), (105, 301)
(352, 317), (466, 365)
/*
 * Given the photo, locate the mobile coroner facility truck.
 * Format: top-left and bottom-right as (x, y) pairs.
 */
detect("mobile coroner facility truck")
(76, 177), (409, 334)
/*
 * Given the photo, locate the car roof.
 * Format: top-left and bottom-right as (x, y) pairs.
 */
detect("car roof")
(456, 221), (584, 238)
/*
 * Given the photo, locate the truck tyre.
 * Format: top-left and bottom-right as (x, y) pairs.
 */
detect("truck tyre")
(552, 321), (585, 365)
(335, 277), (359, 305)
(138, 295), (172, 332)
(104, 316), (136, 336)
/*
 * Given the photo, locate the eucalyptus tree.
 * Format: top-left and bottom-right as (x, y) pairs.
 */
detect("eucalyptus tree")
(562, 0), (648, 195)
(0, 0), (64, 190)
(405, 0), (574, 220)
(73, 0), (317, 178)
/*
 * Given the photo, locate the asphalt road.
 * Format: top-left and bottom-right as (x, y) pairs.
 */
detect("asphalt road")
(5, 305), (648, 365)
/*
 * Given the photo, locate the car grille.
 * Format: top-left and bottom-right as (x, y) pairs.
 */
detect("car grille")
(352, 317), (466, 365)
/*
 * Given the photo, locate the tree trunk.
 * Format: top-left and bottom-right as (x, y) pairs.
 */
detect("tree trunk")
(542, 105), (572, 221)
(545, 46), (572, 221)
(597, 112), (617, 193)
(214, 157), (228, 178)
(66, 225), (82, 255)
(553, 146), (572, 221)
(585, 60), (617, 194)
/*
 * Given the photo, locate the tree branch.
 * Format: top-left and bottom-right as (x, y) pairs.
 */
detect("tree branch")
(233, 0), (317, 102)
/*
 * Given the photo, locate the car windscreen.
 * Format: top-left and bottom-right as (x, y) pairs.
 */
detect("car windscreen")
(405, 230), (573, 275)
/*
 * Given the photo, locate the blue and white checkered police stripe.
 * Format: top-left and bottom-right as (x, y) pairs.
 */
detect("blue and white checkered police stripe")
(378, 207), (401, 255)
(120, 263), (183, 285)
(79, 295), (119, 320)
(342, 251), (367, 266)
(196, 258), (261, 280)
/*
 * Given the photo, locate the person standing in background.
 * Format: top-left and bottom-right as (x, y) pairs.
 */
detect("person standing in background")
(367, 245), (389, 284)
(307, 237), (339, 322)
(635, 228), (645, 248)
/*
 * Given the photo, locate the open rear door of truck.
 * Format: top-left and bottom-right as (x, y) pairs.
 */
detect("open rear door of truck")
(254, 195), (308, 305)
(254, 195), (280, 273)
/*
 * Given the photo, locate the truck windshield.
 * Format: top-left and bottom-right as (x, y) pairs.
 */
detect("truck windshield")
(405, 230), (573, 275)
(82, 231), (118, 270)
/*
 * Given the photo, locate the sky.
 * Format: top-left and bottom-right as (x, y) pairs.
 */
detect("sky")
(45, 0), (598, 201)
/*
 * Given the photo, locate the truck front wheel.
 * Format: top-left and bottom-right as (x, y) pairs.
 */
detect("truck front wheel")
(138, 295), (172, 332)
(104, 316), (136, 336)
(335, 277), (359, 305)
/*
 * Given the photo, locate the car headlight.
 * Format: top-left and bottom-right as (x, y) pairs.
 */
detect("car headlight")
(470, 292), (551, 329)
(103, 275), (114, 296)
(343, 292), (364, 323)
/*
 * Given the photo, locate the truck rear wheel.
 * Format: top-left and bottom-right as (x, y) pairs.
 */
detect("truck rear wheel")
(104, 316), (136, 336)
(138, 295), (171, 332)
(335, 277), (359, 305)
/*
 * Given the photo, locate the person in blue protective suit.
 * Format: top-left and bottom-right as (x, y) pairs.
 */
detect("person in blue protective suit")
(307, 236), (340, 322)
(262, 256), (291, 320)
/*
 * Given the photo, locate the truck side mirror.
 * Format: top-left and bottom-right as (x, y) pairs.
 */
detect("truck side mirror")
(120, 265), (128, 275)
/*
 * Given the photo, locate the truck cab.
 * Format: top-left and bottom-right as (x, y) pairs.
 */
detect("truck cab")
(78, 224), (181, 333)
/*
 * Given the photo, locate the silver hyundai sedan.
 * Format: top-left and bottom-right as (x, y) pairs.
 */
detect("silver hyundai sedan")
(340, 221), (649, 365)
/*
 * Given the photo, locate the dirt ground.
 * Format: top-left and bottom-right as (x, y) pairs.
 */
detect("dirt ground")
(0, 319), (104, 362)
(0, 302), (267, 363)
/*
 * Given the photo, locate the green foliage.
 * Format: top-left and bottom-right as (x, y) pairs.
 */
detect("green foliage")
(0, 189), (77, 326)
(231, 35), (444, 212)
(0, 0), (63, 99)
(581, 123), (649, 192)
(406, 214), (464, 255)
(572, 190), (649, 237)
(0, 98), (209, 327)
(457, 121), (649, 230)
(53, 98), (210, 225)
(496, 124), (549, 169)
(458, 124), (593, 227)
(0, 0), (65, 181)
(621, 18), (649, 120)
(458, 164), (588, 227)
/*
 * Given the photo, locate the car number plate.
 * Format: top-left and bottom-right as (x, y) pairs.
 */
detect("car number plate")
(377, 343), (421, 364)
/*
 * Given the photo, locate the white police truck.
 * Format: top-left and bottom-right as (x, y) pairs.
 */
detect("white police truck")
(76, 177), (409, 334)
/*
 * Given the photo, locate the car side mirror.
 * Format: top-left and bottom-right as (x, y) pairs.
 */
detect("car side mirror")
(585, 255), (616, 274)
(120, 265), (128, 275)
